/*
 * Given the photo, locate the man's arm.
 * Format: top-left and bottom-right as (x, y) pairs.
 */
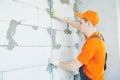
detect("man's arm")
(49, 58), (83, 72)
(55, 16), (80, 30)
(50, 10), (80, 30)
(63, 17), (80, 30)
(58, 59), (83, 72)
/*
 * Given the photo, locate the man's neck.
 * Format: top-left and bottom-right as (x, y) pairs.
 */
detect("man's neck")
(85, 28), (97, 37)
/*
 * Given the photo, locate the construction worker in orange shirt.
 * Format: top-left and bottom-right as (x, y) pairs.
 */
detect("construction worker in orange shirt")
(49, 10), (106, 80)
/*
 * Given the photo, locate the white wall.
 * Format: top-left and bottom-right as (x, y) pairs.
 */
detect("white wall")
(78, 0), (120, 80)
(0, 0), (82, 80)
(0, 72), (2, 80)
(0, 0), (120, 80)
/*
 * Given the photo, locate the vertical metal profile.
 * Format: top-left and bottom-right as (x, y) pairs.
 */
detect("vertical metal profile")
(47, 0), (54, 80)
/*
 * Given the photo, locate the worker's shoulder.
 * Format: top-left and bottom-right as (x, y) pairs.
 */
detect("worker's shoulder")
(88, 37), (104, 46)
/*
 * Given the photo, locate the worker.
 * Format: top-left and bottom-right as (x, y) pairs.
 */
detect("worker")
(49, 10), (106, 80)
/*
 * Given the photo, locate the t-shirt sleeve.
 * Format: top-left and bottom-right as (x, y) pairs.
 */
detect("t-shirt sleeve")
(77, 40), (97, 65)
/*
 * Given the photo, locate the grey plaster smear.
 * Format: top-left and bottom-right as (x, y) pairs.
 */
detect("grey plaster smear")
(60, 0), (69, 4)
(74, 30), (83, 49)
(6, 19), (38, 50)
(77, 30), (83, 41)
(64, 23), (72, 35)
(75, 43), (79, 49)
(6, 19), (20, 50)
(47, 28), (61, 49)
(76, 30), (85, 51)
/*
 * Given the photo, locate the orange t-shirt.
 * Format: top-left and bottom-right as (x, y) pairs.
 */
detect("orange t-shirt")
(77, 32), (106, 80)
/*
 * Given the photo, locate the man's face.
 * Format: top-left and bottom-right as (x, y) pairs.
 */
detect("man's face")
(78, 18), (88, 33)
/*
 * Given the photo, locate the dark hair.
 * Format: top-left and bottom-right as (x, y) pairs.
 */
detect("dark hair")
(83, 18), (88, 23)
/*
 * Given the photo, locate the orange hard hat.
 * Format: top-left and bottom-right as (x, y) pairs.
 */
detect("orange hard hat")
(76, 10), (100, 25)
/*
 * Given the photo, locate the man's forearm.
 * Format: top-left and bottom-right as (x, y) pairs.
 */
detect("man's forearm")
(51, 11), (80, 29)
(63, 17), (80, 30)
(58, 60), (83, 72)
(58, 62), (76, 72)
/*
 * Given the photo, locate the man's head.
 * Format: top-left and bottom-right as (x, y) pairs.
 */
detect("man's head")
(76, 10), (100, 36)
(76, 10), (100, 26)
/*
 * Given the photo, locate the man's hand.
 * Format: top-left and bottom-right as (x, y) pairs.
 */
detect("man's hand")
(48, 57), (59, 66)
(50, 9), (55, 18)
(50, 10), (64, 20)
(46, 8), (64, 20)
